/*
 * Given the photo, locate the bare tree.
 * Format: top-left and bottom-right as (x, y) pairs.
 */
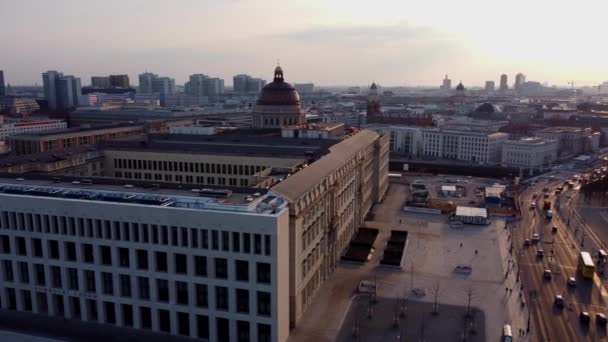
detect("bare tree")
(431, 280), (442, 315)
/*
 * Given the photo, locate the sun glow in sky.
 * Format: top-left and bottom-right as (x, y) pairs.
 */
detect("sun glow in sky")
(1, 0), (606, 86)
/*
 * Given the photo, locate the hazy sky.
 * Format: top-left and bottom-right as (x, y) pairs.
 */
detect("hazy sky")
(1, 0), (607, 87)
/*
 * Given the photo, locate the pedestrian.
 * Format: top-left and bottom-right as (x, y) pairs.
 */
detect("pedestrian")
(506, 287), (508, 294)
(460, 242), (463, 248)
(475, 250), (478, 255)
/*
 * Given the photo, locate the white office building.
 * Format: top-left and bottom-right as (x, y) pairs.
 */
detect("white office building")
(501, 137), (558, 172)
(421, 128), (508, 164)
(364, 124), (423, 157)
(0, 178), (289, 342)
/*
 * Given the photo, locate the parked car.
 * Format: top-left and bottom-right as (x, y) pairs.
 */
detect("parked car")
(537, 250), (545, 258)
(530, 202), (537, 209)
(567, 277), (576, 287)
(580, 312), (591, 325)
(524, 239), (531, 247)
(532, 234), (540, 243)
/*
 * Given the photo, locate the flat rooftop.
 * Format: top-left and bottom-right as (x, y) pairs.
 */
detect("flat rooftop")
(9, 123), (144, 139)
(0, 174), (286, 215)
(455, 206), (488, 218)
(538, 126), (584, 133)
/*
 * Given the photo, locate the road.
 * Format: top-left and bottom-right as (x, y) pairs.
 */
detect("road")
(514, 176), (608, 341)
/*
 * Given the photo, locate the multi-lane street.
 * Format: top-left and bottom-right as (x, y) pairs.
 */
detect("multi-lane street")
(514, 174), (608, 341)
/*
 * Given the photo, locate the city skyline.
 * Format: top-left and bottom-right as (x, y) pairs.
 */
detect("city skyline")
(1, 0), (607, 87)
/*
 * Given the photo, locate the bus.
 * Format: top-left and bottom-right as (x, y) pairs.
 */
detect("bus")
(579, 251), (596, 279)
(502, 324), (513, 342)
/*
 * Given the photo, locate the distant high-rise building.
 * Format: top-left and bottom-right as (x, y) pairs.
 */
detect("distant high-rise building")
(485, 81), (495, 92)
(514, 73), (526, 92)
(0, 70), (5, 97)
(43, 70), (82, 110)
(91, 76), (111, 88)
(185, 74), (225, 102)
(138, 72), (157, 94)
(294, 83), (314, 94)
(138, 72), (175, 105)
(233, 74), (266, 94)
(109, 74), (130, 88)
(499, 74), (509, 92)
(441, 75), (452, 90)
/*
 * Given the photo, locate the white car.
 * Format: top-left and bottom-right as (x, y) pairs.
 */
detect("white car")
(532, 233), (540, 243)
(530, 202), (536, 209)
(567, 277), (576, 287)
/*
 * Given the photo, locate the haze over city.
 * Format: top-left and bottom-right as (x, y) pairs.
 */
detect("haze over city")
(1, 0), (607, 87)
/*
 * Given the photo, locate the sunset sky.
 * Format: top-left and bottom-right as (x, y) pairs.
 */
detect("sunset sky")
(1, 0), (606, 87)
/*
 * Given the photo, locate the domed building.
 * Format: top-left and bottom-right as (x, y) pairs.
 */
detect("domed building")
(252, 65), (306, 129)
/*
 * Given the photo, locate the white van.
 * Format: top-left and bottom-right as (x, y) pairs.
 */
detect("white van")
(502, 324), (513, 342)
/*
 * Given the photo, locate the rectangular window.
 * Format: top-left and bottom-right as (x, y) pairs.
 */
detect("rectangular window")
(264, 235), (271, 256)
(82, 243), (94, 263)
(243, 233), (251, 253)
(254, 234), (262, 255)
(2, 260), (13, 281)
(34, 264), (45, 286)
(202, 229), (208, 249)
(194, 255), (207, 277)
(68, 268), (79, 290)
(48, 240), (59, 259)
(177, 311), (190, 336)
(15, 236), (26, 256)
(102, 272), (113, 295)
(195, 283), (208, 308)
(0, 235), (9, 254)
(171, 226), (178, 246)
(221, 231), (229, 251)
(191, 228), (198, 248)
(157, 279), (169, 302)
(181, 227), (188, 247)
(215, 286), (228, 310)
(31, 238), (43, 257)
(232, 232), (240, 252)
(18, 261), (29, 284)
(86, 299), (97, 321)
(257, 291), (271, 316)
(136, 250), (148, 270)
(104, 301), (116, 324)
(85, 270), (96, 292)
(120, 274), (131, 297)
(65, 241), (76, 261)
(158, 309), (170, 332)
(100, 245), (112, 265)
(197, 315), (209, 339)
(51, 266), (61, 288)
(257, 262), (271, 284)
(122, 304), (134, 327)
(155, 251), (167, 272)
(119, 248), (130, 268)
(217, 317), (229, 342)
(211, 230), (218, 250)
(236, 288), (250, 313)
(215, 258), (228, 279)
(176, 281), (188, 305)
(21, 290), (33, 312)
(235, 260), (249, 282)
(140, 307), (152, 329)
(175, 253), (187, 274)
(237, 320), (250, 342)
(138, 276), (150, 300)
(258, 323), (271, 342)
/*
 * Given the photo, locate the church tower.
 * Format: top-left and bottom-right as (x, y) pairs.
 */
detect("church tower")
(366, 82), (381, 118)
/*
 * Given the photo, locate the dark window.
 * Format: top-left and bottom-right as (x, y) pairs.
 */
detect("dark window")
(51, 266), (61, 288)
(257, 291), (271, 316)
(194, 255), (207, 276)
(137, 276), (150, 300)
(155, 252), (167, 272)
(18, 261), (29, 283)
(157, 279), (169, 302)
(68, 268), (79, 290)
(191, 228), (198, 248)
(122, 304), (133, 327)
(102, 272), (113, 295)
(65, 242), (76, 261)
(119, 248), (130, 268)
(236, 288), (249, 313)
(32, 238), (43, 257)
(82, 244), (94, 263)
(197, 315), (209, 339)
(37, 292), (48, 314)
(21, 290), (33, 312)
(176, 281), (188, 305)
(215, 258), (228, 279)
(243, 233), (251, 253)
(236, 260), (249, 282)
(158, 309), (170, 332)
(104, 301), (116, 324)
(48, 240), (59, 259)
(136, 250), (148, 270)
(85, 270), (96, 292)
(177, 312), (190, 336)
(3, 260), (13, 281)
(221, 231), (229, 251)
(34, 264), (45, 286)
(257, 262), (271, 284)
(181, 227), (188, 247)
(237, 320), (251, 342)
(217, 317), (229, 342)
(54, 294), (64, 317)
(6, 287), (16, 310)
(175, 253), (187, 274)
(232, 232), (240, 252)
(194, 284), (209, 308)
(202, 229), (208, 249)
(258, 323), (271, 342)
(0, 235), (10, 254)
(140, 307), (152, 329)
(15, 237), (26, 256)
(211, 230), (219, 250)
(215, 286), (228, 310)
(171, 226), (178, 246)
(87, 299), (97, 321)
(120, 274), (131, 297)
(264, 235), (271, 256)
(100, 245), (112, 265)
(254, 234), (262, 255)
(70, 297), (81, 319)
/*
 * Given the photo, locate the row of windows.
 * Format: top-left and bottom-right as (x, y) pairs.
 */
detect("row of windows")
(1, 242), (272, 282)
(0, 212), (273, 256)
(2, 288), (272, 342)
(114, 158), (266, 176)
(1, 261), (272, 316)
(114, 172), (249, 187)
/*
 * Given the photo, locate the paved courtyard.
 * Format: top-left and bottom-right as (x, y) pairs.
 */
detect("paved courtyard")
(288, 179), (529, 342)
